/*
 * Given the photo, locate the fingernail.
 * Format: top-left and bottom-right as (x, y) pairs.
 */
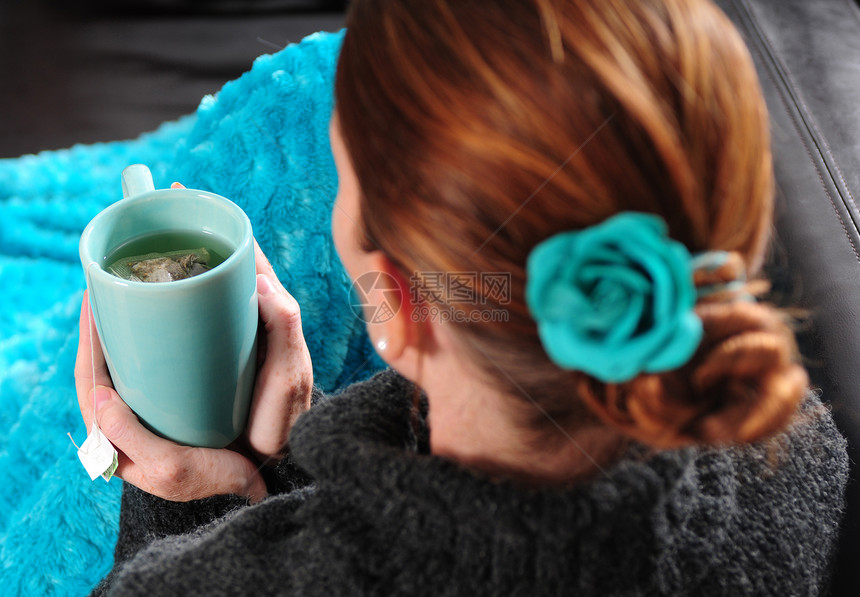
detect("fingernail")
(93, 386), (112, 412)
(257, 274), (275, 296)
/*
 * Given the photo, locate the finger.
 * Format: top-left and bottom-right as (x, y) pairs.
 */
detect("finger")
(245, 274), (313, 458)
(94, 387), (267, 502)
(254, 238), (277, 278)
(73, 291), (113, 432)
(170, 182), (185, 189)
(253, 240), (278, 367)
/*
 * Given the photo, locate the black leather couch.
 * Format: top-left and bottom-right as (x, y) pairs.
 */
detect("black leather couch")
(716, 1), (860, 594)
(1, 0), (857, 594)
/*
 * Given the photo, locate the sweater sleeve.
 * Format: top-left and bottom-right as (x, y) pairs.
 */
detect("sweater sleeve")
(88, 484), (249, 596)
(88, 385), (327, 596)
(257, 385), (325, 495)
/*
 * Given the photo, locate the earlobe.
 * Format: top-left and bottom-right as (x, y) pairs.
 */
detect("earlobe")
(364, 252), (429, 378)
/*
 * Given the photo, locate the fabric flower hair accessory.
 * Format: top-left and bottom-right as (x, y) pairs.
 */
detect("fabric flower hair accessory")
(525, 212), (705, 383)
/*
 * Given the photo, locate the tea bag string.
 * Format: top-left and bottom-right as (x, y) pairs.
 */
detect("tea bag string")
(85, 263), (101, 433)
(88, 274), (99, 430)
(68, 265), (119, 482)
(67, 272), (100, 446)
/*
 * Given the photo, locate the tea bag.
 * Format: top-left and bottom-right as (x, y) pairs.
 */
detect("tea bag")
(69, 426), (119, 482)
(108, 248), (212, 282)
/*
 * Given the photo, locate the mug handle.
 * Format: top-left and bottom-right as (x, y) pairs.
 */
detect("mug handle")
(121, 164), (156, 199)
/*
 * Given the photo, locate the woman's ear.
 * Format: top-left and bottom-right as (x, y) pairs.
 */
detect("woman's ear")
(360, 251), (432, 380)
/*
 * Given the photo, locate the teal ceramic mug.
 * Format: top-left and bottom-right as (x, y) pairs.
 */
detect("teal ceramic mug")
(79, 164), (258, 448)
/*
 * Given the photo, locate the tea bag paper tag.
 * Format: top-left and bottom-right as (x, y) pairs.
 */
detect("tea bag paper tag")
(70, 425), (119, 482)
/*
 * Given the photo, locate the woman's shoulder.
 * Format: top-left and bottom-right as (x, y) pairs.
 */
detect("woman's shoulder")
(702, 388), (849, 511)
(613, 388), (848, 594)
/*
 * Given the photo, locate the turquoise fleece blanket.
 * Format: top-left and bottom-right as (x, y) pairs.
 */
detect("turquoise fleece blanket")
(0, 30), (384, 595)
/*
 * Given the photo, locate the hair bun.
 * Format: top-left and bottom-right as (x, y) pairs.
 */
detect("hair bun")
(684, 301), (808, 444)
(579, 301), (808, 448)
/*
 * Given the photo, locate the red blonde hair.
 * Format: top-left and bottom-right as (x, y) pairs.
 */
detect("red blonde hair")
(335, 0), (807, 448)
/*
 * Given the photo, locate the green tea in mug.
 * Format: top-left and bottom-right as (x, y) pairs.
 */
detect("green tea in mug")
(104, 230), (233, 283)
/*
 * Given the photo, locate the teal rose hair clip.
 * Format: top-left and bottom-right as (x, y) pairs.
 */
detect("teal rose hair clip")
(525, 212), (742, 383)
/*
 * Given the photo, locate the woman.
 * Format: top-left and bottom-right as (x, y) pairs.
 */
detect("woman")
(76, 0), (848, 594)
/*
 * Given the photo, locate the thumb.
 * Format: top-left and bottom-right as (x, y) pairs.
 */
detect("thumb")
(91, 385), (123, 433)
(91, 385), (163, 465)
(256, 273), (306, 347)
(248, 273), (313, 458)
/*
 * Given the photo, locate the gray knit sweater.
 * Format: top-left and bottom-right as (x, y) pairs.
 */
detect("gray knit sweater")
(93, 369), (848, 596)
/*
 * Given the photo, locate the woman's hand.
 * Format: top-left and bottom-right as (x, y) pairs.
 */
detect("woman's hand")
(73, 240), (313, 503)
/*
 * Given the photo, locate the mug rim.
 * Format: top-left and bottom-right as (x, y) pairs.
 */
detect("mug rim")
(80, 188), (254, 290)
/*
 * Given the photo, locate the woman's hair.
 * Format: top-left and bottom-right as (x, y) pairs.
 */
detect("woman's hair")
(335, 0), (808, 449)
